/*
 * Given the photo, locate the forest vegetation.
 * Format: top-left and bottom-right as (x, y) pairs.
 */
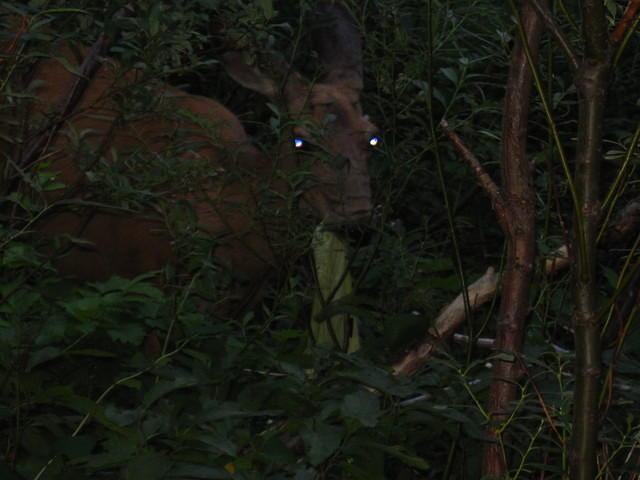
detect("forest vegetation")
(1, 0), (640, 478)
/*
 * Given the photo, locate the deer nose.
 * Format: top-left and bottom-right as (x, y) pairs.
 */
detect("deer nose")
(349, 199), (372, 217)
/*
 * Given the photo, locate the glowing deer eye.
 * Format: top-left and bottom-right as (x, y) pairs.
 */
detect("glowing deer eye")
(369, 136), (380, 147)
(294, 138), (304, 149)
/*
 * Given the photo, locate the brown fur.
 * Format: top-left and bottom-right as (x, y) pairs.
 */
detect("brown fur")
(12, 9), (377, 283)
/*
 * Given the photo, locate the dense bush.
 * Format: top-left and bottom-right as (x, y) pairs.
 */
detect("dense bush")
(1, 0), (639, 478)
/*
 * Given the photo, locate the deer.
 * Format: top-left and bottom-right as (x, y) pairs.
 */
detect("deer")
(5, 4), (378, 300)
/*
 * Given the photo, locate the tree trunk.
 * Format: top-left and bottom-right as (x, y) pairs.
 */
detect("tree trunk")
(481, 1), (544, 475)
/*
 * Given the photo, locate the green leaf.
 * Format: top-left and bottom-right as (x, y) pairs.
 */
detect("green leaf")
(48, 54), (86, 78)
(107, 322), (146, 345)
(258, 0), (274, 19)
(602, 266), (618, 288)
(260, 436), (295, 466)
(20, 426), (52, 457)
(0, 463), (23, 480)
(337, 362), (415, 396)
(55, 435), (98, 459)
(363, 442), (429, 470)
(604, 0), (617, 16)
(142, 375), (198, 408)
(1, 242), (43, 268)
(430, 404), (475, 424)
(26, 346), (62, 371)
(301, 423), (343, 466)
(341, 390), (380, 427)
(68, 348), (118, 358)
(76, 435), (137, 469)
(43, 181), (66, 191)
(60, 295), (105, 322)
(195, 0), (220, 8)
(90, 275), (162, 299)
(35, 387), (137, 440)
(168, 463), (232, 479)
(200, 402), (282, 422)
(492, 352), (516, 362)
(196, 431), (237, 456)
(440, 66), (458, 84)
(148, 4), (161, 37)
(124, 451), (172, 480)
(104, 405), (142, 428)
(39, 7), (89, 14)
(292, 468), (314, 480)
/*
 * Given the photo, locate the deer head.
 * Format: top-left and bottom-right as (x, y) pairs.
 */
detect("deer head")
(224, 4), (378, 226)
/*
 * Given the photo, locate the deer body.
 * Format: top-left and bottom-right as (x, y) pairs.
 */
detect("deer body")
(34, 52), (275, 280)
(11, 5), (377, 283)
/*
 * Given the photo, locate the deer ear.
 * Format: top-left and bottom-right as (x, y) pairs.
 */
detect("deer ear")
(223, 52), (277, 98)
(312, 4), (363, 89)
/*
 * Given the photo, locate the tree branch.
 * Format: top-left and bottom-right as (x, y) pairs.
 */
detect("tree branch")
(439, 119), (509, 233)
(482, 0), (543, 474)
(569, 0), (611, 476)
(392, 267), (501, 375)
(610, 0), (640, 43)
(531, 0), (580, 71)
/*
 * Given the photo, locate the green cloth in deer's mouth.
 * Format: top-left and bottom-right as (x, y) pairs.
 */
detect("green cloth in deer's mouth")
(311, 227), (360, 353)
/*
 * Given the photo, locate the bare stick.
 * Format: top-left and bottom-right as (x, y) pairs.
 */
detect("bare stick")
(392, 267), (501, 375)
(531, 0), (579, 71)
(440, 120), (509, 232)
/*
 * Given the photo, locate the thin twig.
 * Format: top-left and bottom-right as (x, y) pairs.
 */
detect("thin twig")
(531, 0), (580, 71)
(439, 119), (509, 232)
(19, 6), (130, 168)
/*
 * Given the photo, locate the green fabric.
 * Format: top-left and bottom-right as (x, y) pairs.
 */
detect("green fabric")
(310, 228), (360, 353)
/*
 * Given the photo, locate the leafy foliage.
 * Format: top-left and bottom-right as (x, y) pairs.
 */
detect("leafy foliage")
(1, 0), (640, 478)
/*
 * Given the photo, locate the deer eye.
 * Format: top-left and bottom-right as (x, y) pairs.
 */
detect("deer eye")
(294, 138), (305, 149)
(369, 136), (380, 147)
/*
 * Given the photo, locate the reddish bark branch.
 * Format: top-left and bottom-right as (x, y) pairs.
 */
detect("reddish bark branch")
(482, 0), (544, 474)
(440, 120), (509, 232)
(392, 196), (637, 377)
(610, 0), (640, 44)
